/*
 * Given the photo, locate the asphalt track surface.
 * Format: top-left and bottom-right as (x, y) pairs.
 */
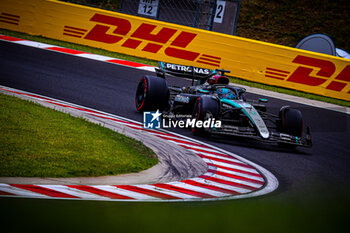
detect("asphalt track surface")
(1, 40), (350, 200)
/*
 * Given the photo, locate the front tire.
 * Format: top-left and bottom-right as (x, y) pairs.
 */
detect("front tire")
(278, 106), (303, 148)
(192, 96), (219, 136)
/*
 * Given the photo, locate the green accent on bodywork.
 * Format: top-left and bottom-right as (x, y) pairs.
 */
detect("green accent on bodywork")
(220, 99), (242, 109)
(259, 98), (268, 103)
(198, 89), (210, 93)
(220, 99), (255, 125)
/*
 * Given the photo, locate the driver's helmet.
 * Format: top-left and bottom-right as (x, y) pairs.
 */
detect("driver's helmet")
(217, 88), (236, 100)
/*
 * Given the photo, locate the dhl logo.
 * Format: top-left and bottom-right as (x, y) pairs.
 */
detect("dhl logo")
(63, 13), (221, 67)
(62, 13), (349, 96)
(266, 55), (350, 94)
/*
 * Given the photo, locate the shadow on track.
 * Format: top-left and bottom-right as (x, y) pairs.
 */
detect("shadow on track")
(195, 134), (312, 156)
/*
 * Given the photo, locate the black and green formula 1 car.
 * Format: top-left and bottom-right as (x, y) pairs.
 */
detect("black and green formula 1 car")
(135, 62), (312, 148)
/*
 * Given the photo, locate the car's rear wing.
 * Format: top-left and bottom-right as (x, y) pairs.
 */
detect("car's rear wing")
(156, 61), (213, 81)
(157, 61), (218, 85)
(156, 62), (231, 85)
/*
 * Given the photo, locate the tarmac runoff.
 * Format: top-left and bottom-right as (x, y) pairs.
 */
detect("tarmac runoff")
(0, 86), (278, 201)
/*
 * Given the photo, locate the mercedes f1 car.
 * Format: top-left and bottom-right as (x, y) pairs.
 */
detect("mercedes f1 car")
(135, 62), (312, 148)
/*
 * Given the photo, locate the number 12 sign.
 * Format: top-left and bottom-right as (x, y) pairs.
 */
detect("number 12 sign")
(138, 0), (159, 17)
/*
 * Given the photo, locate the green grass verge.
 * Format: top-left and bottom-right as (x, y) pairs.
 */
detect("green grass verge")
(1, 28), (349, 107)
(0, 93), (157, 177)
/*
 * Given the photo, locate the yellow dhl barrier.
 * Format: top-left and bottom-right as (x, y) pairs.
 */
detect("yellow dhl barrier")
(1, 0), (350, 101)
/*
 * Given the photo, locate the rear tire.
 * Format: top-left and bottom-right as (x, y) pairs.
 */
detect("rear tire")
(135, 75), (169, 112)
(192, 96), (219, 136)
